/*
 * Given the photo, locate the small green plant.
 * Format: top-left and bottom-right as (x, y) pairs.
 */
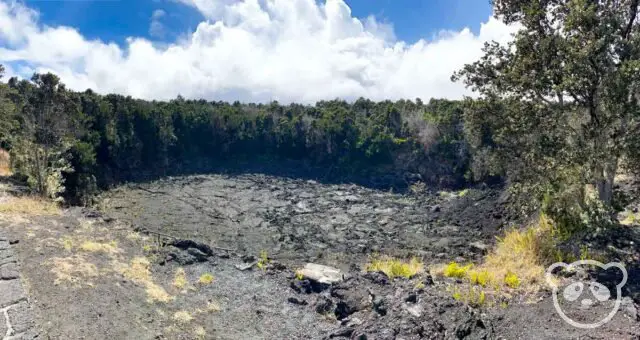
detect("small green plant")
(256, 250), (270, 270)
(504, 271), (520, 288)
(579, 245), (590, 261)
(468, 269), (492, 287)
(443, 262), (473, 279)
(415, 282), (426, 290)
(451, 286), (486, 307)
(199, 273), (214, 285)
(365, 257), (423, 279)
(458, 189), (470, 197)
(294, 270), (304, 281)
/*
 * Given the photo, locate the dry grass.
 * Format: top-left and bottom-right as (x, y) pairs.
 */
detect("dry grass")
(173, 268), (188, 290)
(172, 311), (193, 325)
(435, 214), (557, 295)
(79, 241), (121, 255)
(0, 196), (60, 216)
(480, 213), (556, 291)
(194, 326), (207, 339)
(49, 255), (100, 287)
(118, 257), (173, 303)
(365, 256), (423, 279)
(0, 149), (10, 176)
(198, 273), (214, 285)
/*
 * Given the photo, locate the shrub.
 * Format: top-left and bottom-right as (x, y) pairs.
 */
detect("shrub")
(199, 273), (214, 285)
(443, 262), (473, 279)
(468, 270), (492, 287)
(365, 257), (423, 279)
(504, 272), (520, 289)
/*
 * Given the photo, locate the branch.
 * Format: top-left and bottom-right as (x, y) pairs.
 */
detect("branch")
(623, 0), (639, 40)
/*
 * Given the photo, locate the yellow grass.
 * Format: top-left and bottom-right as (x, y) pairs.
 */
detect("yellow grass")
(0, 196), (60, 216)
(118, 257), (174, 303)
(434, 213), (557, 295)
(198, 273), (214, 285)
(49, 255), (100, 287)
(79, 241), (120, 255)
(173, 268), (188, 289)
(365, 256), (423, 279)
(194, 326), (207, 340)
(172, 311), (193, 325)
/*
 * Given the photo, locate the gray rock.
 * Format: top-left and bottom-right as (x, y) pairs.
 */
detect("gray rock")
(621, 297), (638, 320)
(332, 288), (371, 319)
(0, 280), (26, 308)
(298, 263), (343, 285)
(0, 262), (19, 280)
(7, 301), (34, 334)
(469, 241), (489, 253)
(404, 304), (423, 318)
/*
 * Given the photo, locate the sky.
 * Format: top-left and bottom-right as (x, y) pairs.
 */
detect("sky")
(0, 0), (517, 103)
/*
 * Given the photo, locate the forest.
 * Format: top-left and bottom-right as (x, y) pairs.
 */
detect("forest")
(0, 67), (481, 204)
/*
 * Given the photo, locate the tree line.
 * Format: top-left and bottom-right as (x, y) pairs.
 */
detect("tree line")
(0, 66), (475, 204)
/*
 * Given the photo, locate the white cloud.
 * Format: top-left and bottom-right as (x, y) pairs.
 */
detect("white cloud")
(149, 9), (167, 38)
(0, 0), (518, 103)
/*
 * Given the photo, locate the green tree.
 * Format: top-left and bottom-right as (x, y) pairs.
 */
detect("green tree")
(0, 65), (18, 148)
(11, 73), (83, 199)
(454, 0), (640, 205)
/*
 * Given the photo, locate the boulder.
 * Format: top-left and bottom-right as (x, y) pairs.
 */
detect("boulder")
(299, 263), (343, 285)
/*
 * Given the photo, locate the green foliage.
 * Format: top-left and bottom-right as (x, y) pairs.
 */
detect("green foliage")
(504, 272), (520, 289)
(455, 0), (640, 207)
(443, 262), (473, 279)
(468, 270), (492, 287)
(0, 67), (479, 203)
(365, 257), (423, 279)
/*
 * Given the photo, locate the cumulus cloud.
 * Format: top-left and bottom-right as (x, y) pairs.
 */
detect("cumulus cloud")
(149, 9), (167, 38)
(0, 0), (518, 103)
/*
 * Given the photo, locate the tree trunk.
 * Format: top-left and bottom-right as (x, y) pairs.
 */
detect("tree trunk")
(595, 157), (618, 205)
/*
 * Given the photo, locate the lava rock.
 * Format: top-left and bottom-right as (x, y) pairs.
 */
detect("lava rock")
(287, 297), (308, 306)
(315, 297), (334, 314)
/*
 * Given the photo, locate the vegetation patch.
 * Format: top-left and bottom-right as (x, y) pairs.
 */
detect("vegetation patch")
(365, 256), (423, 279)
(0, 196), (59, 216)
(172, 311), (193, 325)
(49, 255), (100, 287)
(173, 268), (188, 290)
(442, 262), (473, 279)
(451, 286), (486, 307)
(198, 273), (214, 285)
(79, 240), (120, 255)
(118, 257), (174, 303)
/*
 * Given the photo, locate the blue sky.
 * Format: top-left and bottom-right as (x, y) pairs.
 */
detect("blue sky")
(24, 0), (492, 46)
(2, 0), (512, 103)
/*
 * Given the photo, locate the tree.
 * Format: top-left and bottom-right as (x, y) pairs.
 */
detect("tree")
(454, 0), (640, 205)
(10, 73), (83, 199)
(0, 65), (18, 148)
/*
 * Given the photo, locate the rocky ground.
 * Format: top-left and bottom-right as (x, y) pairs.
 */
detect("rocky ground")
(0, 172), (639, 339)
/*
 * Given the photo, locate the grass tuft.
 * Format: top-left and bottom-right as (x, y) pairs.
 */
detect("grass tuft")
(79, 241), (120, 254)
(172, 311), (193, 325)
(443, 262), (473, 279)
(118, 257), (174, 303)
(468, 269), (492, 287)
(365, 256), (423, 279)
(198, 273), (214, 285)
(173, 268), (188, 290)
(0, 196), (60, 216)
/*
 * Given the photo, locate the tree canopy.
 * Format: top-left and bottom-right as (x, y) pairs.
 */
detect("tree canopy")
(455, 0), (640, 206)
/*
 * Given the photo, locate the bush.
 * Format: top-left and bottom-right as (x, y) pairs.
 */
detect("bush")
(365, 257), (423, 279)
